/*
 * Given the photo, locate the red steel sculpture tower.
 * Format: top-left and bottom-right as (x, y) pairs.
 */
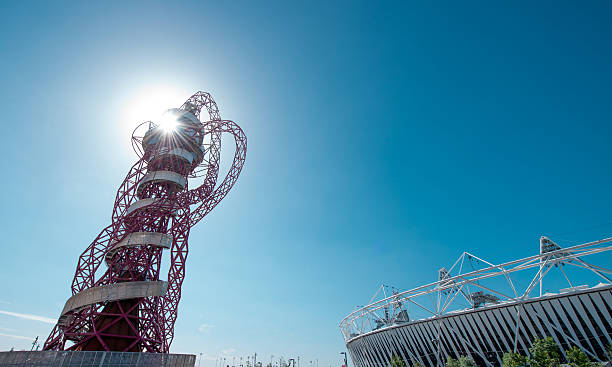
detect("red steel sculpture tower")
(43, 91), (246, 353)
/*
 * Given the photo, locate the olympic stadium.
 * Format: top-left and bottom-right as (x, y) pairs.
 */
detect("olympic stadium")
(339, 237), (612, 367)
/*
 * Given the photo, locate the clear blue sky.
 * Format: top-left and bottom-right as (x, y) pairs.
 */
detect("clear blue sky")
(0, 1), (611, 365)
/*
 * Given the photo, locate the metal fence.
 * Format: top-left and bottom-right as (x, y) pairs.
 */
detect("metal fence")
(0, 351), (196, 367)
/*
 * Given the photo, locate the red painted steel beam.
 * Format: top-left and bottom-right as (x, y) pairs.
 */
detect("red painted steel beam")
(43, 91), (246, 352)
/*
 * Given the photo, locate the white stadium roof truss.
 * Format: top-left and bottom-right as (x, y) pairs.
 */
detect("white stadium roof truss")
(340, 236), (612, 353)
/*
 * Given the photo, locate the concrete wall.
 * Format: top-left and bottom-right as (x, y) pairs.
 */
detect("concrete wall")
(0, 351), (195, 367)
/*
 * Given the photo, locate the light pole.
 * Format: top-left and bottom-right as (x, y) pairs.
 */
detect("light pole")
(340, 352), (348, 367)
(198, 353), (203, 367)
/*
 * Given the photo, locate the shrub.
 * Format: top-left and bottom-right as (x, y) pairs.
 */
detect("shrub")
(502, 351), (527, 367)
(446, 356), (460, 367)
(458, 356), (475, 367)
(529, 337), (561, 367)
(566, 346), (593, 367)
(390, 356), (407, 367)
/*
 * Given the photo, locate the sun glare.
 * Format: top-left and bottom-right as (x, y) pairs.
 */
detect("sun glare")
(158, 112), (179, 133)
(121, 85), (189, 135)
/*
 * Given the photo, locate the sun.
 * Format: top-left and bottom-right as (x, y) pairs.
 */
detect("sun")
(121, 85), (190, 135)
(158, 110), (179, 133)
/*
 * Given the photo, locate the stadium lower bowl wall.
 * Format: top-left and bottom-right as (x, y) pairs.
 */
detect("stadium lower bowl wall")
(0, 351), (196, 367)
(346, 285), (612, 367)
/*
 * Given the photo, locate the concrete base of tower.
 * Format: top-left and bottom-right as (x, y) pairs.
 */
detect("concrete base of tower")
(0, 350), (196, 367)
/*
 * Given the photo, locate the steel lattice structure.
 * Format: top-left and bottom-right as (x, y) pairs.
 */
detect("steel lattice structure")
(340, 237), (612, 367)
(44, 91), (246, 353)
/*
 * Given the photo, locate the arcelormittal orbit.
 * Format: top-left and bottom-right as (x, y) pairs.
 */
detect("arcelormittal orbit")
(43, 91), (246, 353)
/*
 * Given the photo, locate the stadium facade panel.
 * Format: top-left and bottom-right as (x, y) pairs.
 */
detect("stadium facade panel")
(340, 237), (612, 367)
(346, 285), (611, 367)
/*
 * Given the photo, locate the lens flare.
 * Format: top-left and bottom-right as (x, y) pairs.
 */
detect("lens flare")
(158, 112), (179, 133)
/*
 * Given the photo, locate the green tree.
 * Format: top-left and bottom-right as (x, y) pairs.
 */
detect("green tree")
(566, 346), (593, 367)
(529, 337), (561, 367)
(606, 344), (612, 361)
(446, 356), (460, 367)
(412, 362), (424, 367)
(458, 356), (475, 367)
(502, 351), (527, 367)
(390, 356), (407, 367)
